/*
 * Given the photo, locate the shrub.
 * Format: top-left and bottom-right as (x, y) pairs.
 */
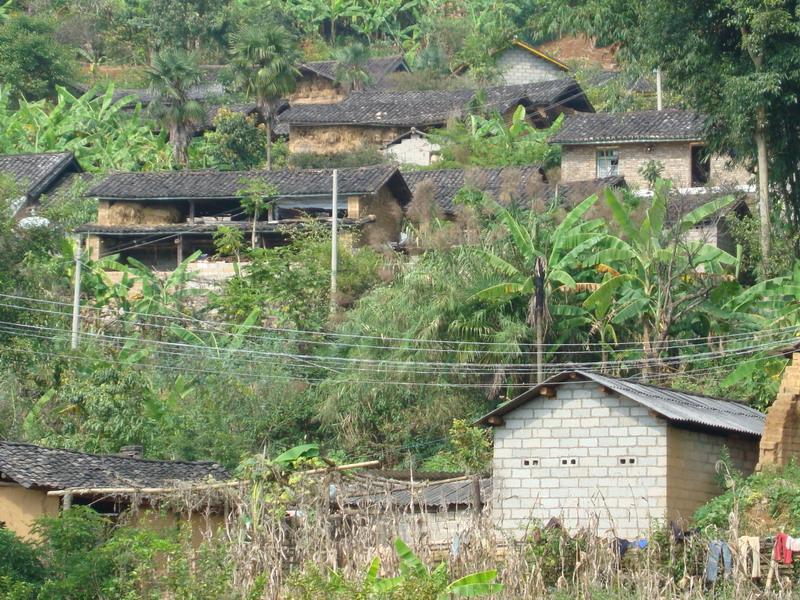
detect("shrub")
(288, 148), (387, 169)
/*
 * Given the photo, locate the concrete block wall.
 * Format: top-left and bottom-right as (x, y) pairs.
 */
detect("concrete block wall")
(492, 382), (669, 539)
(666, 427), (759, 523)
(560, 143), (751, 190)
(496, 47), (566, 85)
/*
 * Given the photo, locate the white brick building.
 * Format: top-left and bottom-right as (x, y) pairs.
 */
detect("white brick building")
(478, 370), (764, 539)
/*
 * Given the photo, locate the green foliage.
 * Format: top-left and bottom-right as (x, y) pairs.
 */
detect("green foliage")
(213, 224), (245, 261)
(0, 15), (76, 101)
(287, 538), (503, 599)
(334, 42), (372, 91)
(726, 213), (799, 281)
(0, 85), (173, 172)
(430, 108), (563, 169)
(0, 530), (42, 584)
(695, 461), (800, 534)
(288, 147), (388, 169)
(638, 159), (664, 189)
(146, 49), (205, 166)
(196, 108), (269, 170)
(214, 222), (383, 327)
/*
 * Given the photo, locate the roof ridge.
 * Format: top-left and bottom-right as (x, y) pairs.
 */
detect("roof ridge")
(0, 151), (74, 159)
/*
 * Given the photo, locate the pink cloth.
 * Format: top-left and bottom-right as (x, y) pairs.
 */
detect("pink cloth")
(774, 533), (793, 565)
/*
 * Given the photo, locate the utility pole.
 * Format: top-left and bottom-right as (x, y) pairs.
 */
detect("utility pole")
(655, 68), (663, 111)
(71, 235), (82, 350)
(330, 169), (338, 313)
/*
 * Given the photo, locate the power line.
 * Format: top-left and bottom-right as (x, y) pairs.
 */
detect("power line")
(2, 291), (795, 355)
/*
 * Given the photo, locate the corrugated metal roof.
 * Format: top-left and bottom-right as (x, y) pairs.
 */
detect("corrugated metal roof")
(478, 370), (765, 437)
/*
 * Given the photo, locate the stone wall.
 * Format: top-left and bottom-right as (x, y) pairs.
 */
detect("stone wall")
(289, 125), (400, 155)
(496, 46), (566, 85)
(758, 353), (800, 468)
(492, 381), (669, 539)
(560, 143), (750, 189)
(666, 427), (759, 523)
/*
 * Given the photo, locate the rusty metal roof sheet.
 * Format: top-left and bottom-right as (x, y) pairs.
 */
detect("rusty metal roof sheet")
(478, 370), (764, 437)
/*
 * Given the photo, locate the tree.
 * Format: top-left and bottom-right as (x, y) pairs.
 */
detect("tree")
(637, 0), (800, 279)
(334, 42), (372, 92)
(229, 24), (299, 170)
(530, 0), (800, 278)
(237, 180), (277, 249)
(584, 181), (739, 377)
(146, 50), (205, 167)
(473, 195), (607, 382)
(200, 108), (269, 171)
(0, 15), (76, 101)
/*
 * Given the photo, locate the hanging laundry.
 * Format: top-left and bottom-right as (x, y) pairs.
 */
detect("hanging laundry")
(737, 536), (761, 578)
(705, 540), (732, 583)
(788, 536), (800, 552)
(774, 532), (793, 565)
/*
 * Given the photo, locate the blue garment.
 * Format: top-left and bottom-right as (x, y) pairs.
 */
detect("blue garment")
(705, 540), (732, 583)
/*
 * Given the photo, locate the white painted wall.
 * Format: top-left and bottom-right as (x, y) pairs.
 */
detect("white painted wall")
(492, 382), (669, 539)
(496, 47), (566, 85)
(384, 136), (441, 166)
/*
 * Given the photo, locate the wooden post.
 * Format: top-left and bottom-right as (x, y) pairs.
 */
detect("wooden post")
(471, 475), (483, 522)
(62, 493), (73, 511)
(70, 235), (82, 351)
(189, 200), (195, 224)
(176, 235), (183, 265)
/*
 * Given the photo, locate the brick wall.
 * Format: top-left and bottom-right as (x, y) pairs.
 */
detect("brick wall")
(492, 382), (669, 539)
(666, 427), (759, 523)
(759, 353), (800, 468)
(560, 143), (751, 189)
(496, 47), (567, 85)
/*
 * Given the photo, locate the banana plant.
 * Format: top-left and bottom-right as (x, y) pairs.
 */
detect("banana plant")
(472, 193), (608, 382)
(584, 180), (738, 376)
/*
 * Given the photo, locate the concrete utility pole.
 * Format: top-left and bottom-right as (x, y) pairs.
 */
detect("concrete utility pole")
(655, 68), (663, 111)
(330, 169), (338, 313)
(70, 235), (82, 350)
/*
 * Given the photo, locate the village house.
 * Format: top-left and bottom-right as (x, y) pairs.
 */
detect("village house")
(477, 370), (764, 539)
(289, 55), (409, 105)
(550, 109), (751, 190)
(0, 441), (229, 542)
(403, 165), (548, 215)
(0, 152), (83, 219)
(282, 78), (593, 165)
(455, 38), (570, 85)
(77, 165), (411, 271)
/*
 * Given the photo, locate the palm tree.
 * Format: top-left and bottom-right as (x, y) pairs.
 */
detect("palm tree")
(473, 195), (608, 382)
(229, 25), (299, 170)
(334, 43), (372, 92)
(146, 50), (205, 167)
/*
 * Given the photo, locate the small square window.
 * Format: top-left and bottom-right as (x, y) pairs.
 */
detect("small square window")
(561, 459), (568, 465)
(597, 149), (619, 178)
(620, 458), (627, 465)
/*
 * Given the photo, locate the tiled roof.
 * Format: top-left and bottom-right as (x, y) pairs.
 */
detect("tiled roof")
(300, 55), (407, 84)
(0, 152), (81, 200)
(87, 165), (411, 204)
(540, 176), (626, 205)
(550, 109), (705, 144)
(404, 166), (545, 214)
(282, 78), (592, 128)
(345, 476), (492, 509)
(78, 82), (226, 108)
(477, 370), (765, 437)
(0, 441), (229, 491)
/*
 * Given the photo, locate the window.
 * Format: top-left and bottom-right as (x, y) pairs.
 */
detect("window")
(691, 145), (710, 186)
(596, 149), (619, 178)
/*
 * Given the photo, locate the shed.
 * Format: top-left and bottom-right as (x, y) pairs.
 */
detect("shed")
(0, 441), (229, 539)
(79, 165), (412, 269)
(477, 370), (764, 538)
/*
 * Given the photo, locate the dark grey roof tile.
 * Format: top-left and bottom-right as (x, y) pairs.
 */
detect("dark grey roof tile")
(0, 441), (229, 490)
(283, 79), (592, 128)
(0, 152), (81, 200)
(550, 109), (705, 144)
(300, 55), (407, 84)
